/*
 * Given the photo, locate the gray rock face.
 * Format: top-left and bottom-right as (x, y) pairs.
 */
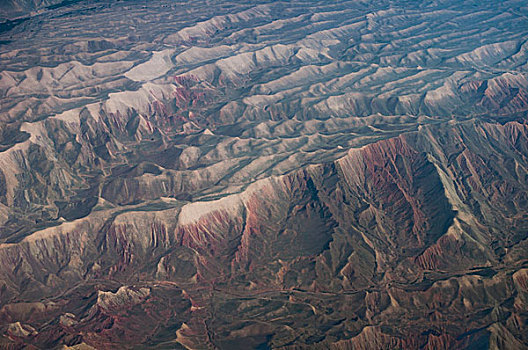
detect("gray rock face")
(0, 0), (527, 348)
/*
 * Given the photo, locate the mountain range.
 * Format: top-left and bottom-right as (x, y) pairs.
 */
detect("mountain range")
(0, 0), (527, 348)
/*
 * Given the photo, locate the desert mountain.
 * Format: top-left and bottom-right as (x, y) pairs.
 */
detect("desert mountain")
(0, 0), (527, 349)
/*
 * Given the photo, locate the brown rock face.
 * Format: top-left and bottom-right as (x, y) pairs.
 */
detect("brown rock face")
(0, 0), (527, 349)
(1, 120), (527, 349)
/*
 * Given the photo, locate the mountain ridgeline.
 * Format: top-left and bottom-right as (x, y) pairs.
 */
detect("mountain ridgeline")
(0, 0), (527, 349)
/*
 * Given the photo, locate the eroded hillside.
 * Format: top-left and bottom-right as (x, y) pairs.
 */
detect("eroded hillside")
(0, 0), (527, 349)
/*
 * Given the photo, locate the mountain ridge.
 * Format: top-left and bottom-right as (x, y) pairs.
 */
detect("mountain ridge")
(0, 0), (527, 348)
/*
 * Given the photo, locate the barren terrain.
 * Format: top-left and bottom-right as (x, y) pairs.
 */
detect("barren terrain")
(0, 0), (527, 349)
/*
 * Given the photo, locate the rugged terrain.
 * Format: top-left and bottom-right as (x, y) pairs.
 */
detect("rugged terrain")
(0, 0), (527, 349)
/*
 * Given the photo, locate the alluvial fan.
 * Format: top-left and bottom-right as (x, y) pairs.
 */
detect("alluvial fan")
(0, 0), (527, 349)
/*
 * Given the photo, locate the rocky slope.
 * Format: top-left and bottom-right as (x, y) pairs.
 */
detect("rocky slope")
(0, 0), (527, 349)
(0, 0), (67, 21)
